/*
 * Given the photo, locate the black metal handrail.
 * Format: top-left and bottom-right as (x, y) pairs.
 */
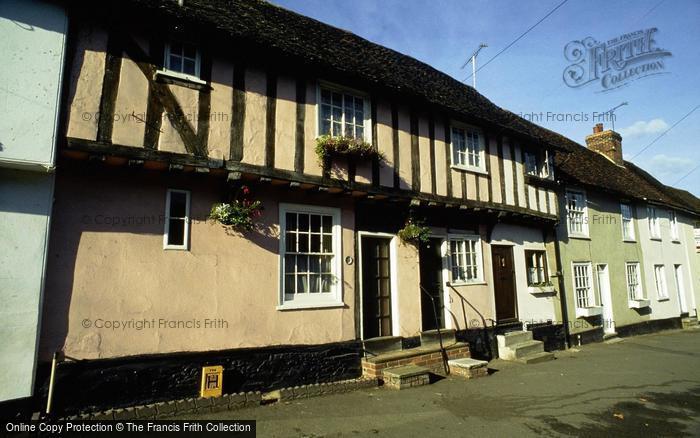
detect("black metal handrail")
(447, 282), (497, 360)
(419, 284), (450, 375)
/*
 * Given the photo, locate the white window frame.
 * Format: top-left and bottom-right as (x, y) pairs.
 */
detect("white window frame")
(525, 249), (549, 286)
(163, 189), (191, 250)
(316, 82), (371, 142)
(669, 210), (679, 241)
(159, 41), (204, 84)
(450, 122), (487, 174)
(620, 203), (635, 241)
(278, 203), (344, 310)
(626, 262), (644, 300)
(654, 264), (669, 300)
(572, 262), (595, 309)
(566, 189), (589, 238)
(447, 233), (484, 284)
(647, 205), (661, 239)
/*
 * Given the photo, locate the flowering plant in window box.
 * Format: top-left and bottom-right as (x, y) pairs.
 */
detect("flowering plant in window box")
(315, 135), (383, 168)
(209, 185), (263, 232)
(397, 219), (431, 244)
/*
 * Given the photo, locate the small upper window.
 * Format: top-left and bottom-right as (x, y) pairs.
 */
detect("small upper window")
(451, 125), (486, 172)
(566, 190), (588, 237)
(669, 210), (679, 241)
(647, 206), (661, 239)
(621, 203), (635, 241)
(164, 189), (190, 250)
(319, 87), (368, 140)
(164, 41), (200, 78)
(524, 149), (553, 179)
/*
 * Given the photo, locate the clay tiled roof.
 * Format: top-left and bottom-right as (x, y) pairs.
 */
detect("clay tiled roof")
(554, 140), (700, 216)
(105, 0), (699, 214)
(120, 0), (570, 151)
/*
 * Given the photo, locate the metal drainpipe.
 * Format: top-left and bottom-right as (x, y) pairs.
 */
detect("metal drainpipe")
(553, 228), (571, 349)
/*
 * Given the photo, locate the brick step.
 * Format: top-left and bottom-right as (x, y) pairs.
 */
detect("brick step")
(383, 365), (431, 389)
(448, 358), (489, 379)
(361, 342), (470, 379)
(497, 331), (533, 348)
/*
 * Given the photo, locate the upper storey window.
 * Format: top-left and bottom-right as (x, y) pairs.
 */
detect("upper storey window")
(566, 189), (589, 238)
(163, 41), (201, 80)
(319, 86), (369, 141)
(524, 149), (554, 179)
(647, 206), (661, 239)
(451, 124), (486, 173)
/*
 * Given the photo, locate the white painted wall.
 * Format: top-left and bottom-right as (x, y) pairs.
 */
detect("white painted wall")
(490, 224), (557, 323)
(636, 205), (696, 321)
(0, 0), (66, 402)
(679, 213), (700, 317)
(0, 0), (67, 169)
(0, 170), (55, 401)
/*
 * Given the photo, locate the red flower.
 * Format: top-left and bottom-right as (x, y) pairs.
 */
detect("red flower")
(242, 186), (250, 195)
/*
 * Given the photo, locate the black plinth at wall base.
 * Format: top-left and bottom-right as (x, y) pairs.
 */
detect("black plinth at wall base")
(568, 327), (604, 346)
(616, 317), (682, 338)
(35, 340), (362, 416)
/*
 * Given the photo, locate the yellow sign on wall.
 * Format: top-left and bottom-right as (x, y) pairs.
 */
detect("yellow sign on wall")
(200, 365), (223, 398)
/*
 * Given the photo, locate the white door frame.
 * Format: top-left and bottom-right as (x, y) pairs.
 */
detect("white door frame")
(596, 264), (615, 334)
(674, 264), (688, 314)
(424, 233), (452, 330)
(357, 232), (399, 339)
(438, 237), (452, 330)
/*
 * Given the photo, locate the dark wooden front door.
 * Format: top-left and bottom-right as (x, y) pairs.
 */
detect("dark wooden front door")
(361, 237), (392, 339)
(419, 237), (445, 331)
(492, 245), (517, 322)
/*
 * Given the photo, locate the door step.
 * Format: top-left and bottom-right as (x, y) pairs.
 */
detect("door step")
(420, 328), (456, 347)
(516, 351), (555, 364)
(497, 331), (554, 364)
(682, 316), (699, 329)
(382, 365), (430, 389)
(603, 332), (621, 343)
(362, 336), (403, 356)
(497, 330), (533, 348)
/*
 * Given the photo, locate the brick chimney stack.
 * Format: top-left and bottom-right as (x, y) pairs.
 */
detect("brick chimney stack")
(585, 123), (623, 166)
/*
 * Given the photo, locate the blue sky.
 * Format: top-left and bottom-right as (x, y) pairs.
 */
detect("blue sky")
(272, 0), (700, 196)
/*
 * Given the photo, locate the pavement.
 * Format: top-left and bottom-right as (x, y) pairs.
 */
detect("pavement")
(181, 329), (700, 437)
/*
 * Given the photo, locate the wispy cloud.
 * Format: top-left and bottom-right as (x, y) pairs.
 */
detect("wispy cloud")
(619, 118), (669, 138)
(647, 154), (694, 175)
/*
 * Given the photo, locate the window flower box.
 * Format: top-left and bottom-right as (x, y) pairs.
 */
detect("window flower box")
(628, 299), (650, 309)
(575, 306), (603, 318)
(528, 284), (556, 295)
(315, 135), (383, 169)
